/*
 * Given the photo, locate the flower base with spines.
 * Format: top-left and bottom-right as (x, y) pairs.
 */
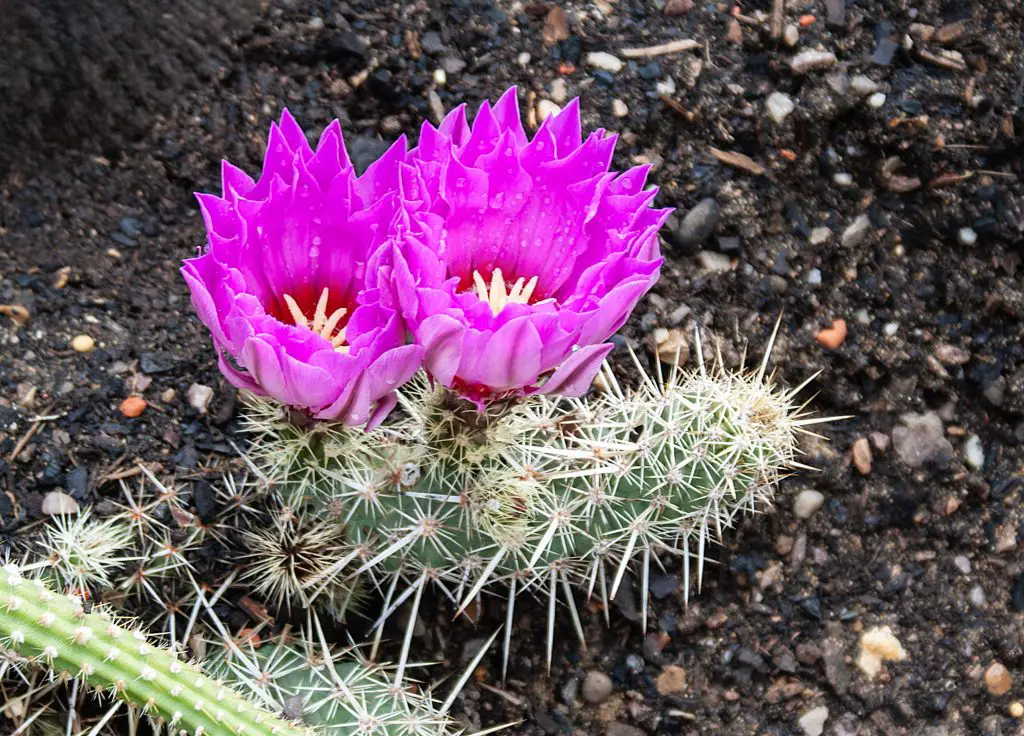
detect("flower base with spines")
(0, 565), (309, 736)
(239, 332), (823, 674)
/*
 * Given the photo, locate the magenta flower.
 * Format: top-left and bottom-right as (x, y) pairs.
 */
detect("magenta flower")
(391, 87), (671, 406)
(181, 110), (422, 427)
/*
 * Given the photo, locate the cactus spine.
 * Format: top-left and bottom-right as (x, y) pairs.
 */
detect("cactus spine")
(0, 565), (309, 736)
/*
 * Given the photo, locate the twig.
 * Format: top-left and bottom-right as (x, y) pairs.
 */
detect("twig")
(477, 681), (527, 707)
(770, 0), (785, 38)
(7, 402), (58, 462)
(619, 39), (699, 58)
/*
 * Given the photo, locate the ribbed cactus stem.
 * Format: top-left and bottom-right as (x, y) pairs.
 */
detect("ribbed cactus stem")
(0, 565), (308, 736)
(239, 335), (829, 673)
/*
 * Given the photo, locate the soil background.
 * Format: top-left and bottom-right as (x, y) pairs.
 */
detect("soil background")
(2, 1), (1024, 735)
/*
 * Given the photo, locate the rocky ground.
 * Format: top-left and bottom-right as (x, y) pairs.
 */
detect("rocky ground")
(1, 0), (1023, 734)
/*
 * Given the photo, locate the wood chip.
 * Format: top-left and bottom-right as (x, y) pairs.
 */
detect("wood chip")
(770, 0), (785, 38)
(710, 147), (765, 175)
(917, 48), (967, 72)
(619, 39), (699, 58)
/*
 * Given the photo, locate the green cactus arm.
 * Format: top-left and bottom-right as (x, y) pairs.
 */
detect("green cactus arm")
(0, 565), (308, 736)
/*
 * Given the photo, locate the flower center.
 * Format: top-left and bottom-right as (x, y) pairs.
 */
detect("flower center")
(282, 287), (350, 352)
(472, 268), (539, 316)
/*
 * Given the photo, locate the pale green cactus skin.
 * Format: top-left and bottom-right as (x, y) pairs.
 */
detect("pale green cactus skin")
(241, 344), (815, 672)
(0, 565), (309, 736)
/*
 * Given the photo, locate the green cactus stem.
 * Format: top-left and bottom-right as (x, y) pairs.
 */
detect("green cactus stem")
(0, 564), (309, 736)
(240, 328), (832, 674)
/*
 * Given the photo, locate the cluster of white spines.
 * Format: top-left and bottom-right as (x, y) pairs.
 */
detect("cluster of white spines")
(238, 331), (824, 675)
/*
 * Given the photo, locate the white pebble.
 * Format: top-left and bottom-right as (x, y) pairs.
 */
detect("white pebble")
(698, 251), (731, 273)
(855, 309), (871, 326)
(42, 491), (80, 516)
(833, 172), (854, 187)
(850, 75), (880, 95)
(806, 268), (822, 285)
(953, 555), (971, 574)
(783, 24), (800, 48)
(964, 434), (984, 470)
(549, 78), (568, 104)
(798, 706), (829, 736)
(867, 92), (887, 108)
(656, 77), (677, 96)
(790, 50), (837, 75)
(611, 99), (629, 118)
(536, 99), (562, 122)
(766, 91), (796, 124)
(187, 383), (214, 414)
(969, 585), (986, 607)
(433, 68), (447, 86)
(958, 227), (977, 246)
(586, 51), (623, 73)
(883, 322), (899, 336)
(809, 226), (832, 245)
(71, 335), (95, 353)
(794, 490), (825, 520)
(517, 52), (531, 68)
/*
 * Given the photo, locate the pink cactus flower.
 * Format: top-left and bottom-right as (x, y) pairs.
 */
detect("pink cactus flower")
(391, 87), (672, 407)
(181, 111), (422, 428)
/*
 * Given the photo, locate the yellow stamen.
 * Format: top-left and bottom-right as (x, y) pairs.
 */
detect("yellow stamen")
(312, 287), (330, 333)
(283, 294), (307, 328)
(471, 269), (540, 316)
(281, 288), (349, 353)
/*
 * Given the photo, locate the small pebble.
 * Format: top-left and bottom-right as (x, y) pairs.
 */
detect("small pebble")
(883, 322), (899, 336)
(985, 662), (1013, 696)
(783, 24), (800, 47)
(798, 706), (829, 736)
(833, 172), (854, 187)
(586, 51), (623, 73)
(187, 383), (215, 414)
(698, 251), (731, 273)
(816, 319), (847, 350)
(964, 434), (984, 470)
(161, 388), (177, 403)
(969, 585), (986, 607)
(856, 626), (907, 679)
(655, 665), (686, 695)
(581, 671), (613, 704)
(433, 68), (447, 86)
(766, 92), (796, 124)
(850, 74), (880, 95)
(537, 99), (561, 122)
(809, 226), (832, 244)
(794, 490), (825, 519)
(790, 50), (837, 75)
(806, 268), (822, 285)
(120, 396), (148, 418)
(611, 99), (629, 118)
(851, 437), (872, 474)
(958, 227), (977, 246)
(517, 52), (531, 67)
(1009, 702), (1023, 718)
(549, 78), (568, 104)
(656, 77), (676, 96)
(71, 334), (95, 353)
(842, 214), (872, 247)
(867, 92), (887, 108)
(953, 555), (971, 574)
(42, 491), (81, 515)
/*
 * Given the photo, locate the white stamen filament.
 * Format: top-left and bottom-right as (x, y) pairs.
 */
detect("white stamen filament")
(473, 268), (539, 316)
(282, 287), (349, 352)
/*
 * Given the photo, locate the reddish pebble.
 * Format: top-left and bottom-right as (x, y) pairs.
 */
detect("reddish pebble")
(816, 319), (847, 350)
(780, 148), (798, 161)
(120, 396), (147, 418)
(799, 14), (816, 26)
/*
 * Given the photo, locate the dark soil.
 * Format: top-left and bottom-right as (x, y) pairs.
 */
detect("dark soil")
(2, 1), (1024, 735)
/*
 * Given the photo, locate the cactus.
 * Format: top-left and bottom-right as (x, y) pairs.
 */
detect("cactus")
(204, 622), (503, 736)
(238, 329), (830, 674)
(0, 564), (310, 736)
